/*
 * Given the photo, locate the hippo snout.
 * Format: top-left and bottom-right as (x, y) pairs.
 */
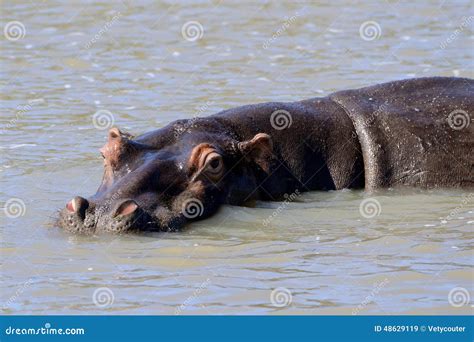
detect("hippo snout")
(58, 197), (157, 234)
(66, 196), (89, 220)
(58, 196), (96, 234)
(106, 199), (149, 233)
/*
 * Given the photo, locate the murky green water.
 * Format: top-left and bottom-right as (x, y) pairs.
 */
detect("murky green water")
(1, 1), (473, 314)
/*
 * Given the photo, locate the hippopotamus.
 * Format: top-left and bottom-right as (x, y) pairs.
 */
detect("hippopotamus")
(58, 77), (473, 234)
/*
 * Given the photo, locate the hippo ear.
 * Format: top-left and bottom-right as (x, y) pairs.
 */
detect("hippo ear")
(107, 127), (132, 141)
(100, 127), (131, 167)
(108, 127), (121, 140)
(238, 133), (274, 173)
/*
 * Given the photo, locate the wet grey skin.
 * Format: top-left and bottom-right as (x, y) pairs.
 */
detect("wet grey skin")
(58, 77), (474, 234)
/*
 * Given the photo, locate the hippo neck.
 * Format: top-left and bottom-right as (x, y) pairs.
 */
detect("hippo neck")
(213, 97), (365, 198)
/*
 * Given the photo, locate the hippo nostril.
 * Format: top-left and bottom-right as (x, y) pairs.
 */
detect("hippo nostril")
(113, 199), (139, 218)
(66, 200), (74, 213)
(66, 196), (89, 218)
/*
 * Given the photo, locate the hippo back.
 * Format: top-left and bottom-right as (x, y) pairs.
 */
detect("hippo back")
(330, 77), (474, 189)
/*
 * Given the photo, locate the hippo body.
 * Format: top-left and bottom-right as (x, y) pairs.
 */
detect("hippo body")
(330, 77), (473, 189)
(59, 77), (474, 234)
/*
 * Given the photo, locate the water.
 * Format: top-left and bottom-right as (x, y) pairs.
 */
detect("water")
(1, 1), (473, 314)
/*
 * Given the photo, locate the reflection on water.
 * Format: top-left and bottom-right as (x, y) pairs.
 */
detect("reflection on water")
(1, 1), (473, 314)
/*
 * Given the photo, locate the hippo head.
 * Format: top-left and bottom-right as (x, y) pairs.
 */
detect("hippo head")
(58, 118), (274, 234)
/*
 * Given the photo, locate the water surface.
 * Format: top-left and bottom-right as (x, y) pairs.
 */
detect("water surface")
(1, 1), (473, 314)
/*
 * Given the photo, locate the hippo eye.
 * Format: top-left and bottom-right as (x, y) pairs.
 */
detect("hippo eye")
(210, 158), (220, 169)
(204, 152), (224, 178)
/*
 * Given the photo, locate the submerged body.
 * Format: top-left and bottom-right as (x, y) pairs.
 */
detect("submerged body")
(58, 77), (474, 234)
